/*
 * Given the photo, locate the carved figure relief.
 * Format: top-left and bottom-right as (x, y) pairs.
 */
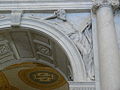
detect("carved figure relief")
(44, 9), (66, 21)
(42, 9), (95, 81)
(68, 22), (95, 81)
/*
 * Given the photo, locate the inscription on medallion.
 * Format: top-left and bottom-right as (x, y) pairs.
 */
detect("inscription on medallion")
(29, 71), (58, 84)
(18, 66), (67, 89)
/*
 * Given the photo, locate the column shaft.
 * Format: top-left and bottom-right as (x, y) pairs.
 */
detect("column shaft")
(96, 6), (120, 90)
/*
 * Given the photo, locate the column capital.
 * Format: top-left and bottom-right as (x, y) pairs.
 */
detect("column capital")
(92, 0), (119, 13)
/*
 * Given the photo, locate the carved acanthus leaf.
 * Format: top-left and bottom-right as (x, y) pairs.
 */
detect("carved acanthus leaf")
(92, 0), (119, 13)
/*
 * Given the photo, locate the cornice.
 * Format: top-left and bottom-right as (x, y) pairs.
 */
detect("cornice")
(0, 2), (92, 12)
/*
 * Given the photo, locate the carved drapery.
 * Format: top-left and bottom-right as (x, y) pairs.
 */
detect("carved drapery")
(68, 22), (95, 81)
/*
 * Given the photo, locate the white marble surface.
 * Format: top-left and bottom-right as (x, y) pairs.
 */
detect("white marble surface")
(0, 0), (91, 2)
(96, 6), (120, 90)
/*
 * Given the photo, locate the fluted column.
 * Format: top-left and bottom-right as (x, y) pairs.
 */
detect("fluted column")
(93, 0), (120, 90)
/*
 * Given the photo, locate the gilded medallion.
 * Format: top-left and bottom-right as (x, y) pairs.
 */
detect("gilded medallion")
(29, 71), (58, 84)
(18, 66), (67, 90)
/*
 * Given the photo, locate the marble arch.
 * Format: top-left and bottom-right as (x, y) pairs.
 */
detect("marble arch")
(0, 17), (86, 82)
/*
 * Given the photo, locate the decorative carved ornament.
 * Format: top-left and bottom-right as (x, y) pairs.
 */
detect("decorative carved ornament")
(33, 40), (51, 56)
(44, 9), (66, 21)
(33, 39), (53, 61)
(92, 0), (119, 13)
(11, 10), (23, 26)
(0, 40), (12, 60)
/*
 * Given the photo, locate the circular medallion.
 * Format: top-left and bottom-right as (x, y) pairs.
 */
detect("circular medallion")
(18, 67), (66, 90)
(29, 71), (58, 84)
